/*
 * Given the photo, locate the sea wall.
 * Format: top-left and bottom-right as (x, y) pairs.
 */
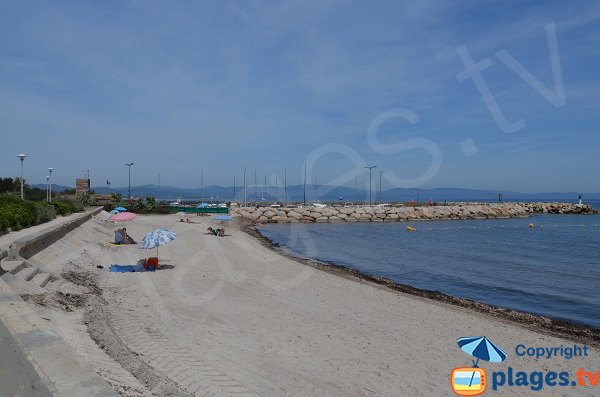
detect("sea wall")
(232, 202), (596, 224)
(7, 207), (103, 260)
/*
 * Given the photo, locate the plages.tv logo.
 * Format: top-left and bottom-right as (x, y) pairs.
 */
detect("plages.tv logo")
(451, 336), (508, 396)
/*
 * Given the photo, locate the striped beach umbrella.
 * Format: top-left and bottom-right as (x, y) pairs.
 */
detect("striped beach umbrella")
(139, 229), (176, 259)
(458, 336), (507, 387)
(458, 336), (507, 364)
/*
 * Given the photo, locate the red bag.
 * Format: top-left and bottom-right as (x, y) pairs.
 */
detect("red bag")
(144, 257), (159, 271)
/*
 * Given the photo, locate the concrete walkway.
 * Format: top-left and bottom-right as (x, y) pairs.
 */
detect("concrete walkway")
(0, 319), (51, 396)
(0, 208), (118, 397)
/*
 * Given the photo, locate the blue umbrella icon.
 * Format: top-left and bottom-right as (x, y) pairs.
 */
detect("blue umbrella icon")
(458, 336), (507, 386)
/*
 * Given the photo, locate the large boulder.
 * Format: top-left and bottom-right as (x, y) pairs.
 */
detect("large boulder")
(288, 211), (302, 219)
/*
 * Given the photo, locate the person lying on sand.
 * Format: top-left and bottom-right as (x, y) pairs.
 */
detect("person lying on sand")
(207, 227), (218, 236)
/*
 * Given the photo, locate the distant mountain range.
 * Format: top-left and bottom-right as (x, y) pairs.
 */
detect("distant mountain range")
(32, 183), (600, 203)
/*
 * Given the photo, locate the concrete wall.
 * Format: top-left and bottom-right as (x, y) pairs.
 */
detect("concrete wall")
(8, 207), (103, 260)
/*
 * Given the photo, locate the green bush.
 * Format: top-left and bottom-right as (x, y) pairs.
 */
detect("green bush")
(0, 194), (37, 231)
(75, 192), (97, 207)
(0, 194), (86, 232)
(34, 203), (57, 224)
(50, 200), (82, 215)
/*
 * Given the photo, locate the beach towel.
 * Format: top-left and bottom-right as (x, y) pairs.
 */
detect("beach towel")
(109, 264), (155, 272)
(105, 242), (127, 247)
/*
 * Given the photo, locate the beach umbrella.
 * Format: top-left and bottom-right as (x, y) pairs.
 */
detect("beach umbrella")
(139, 228), (176, 259)
(212, 215), (233, 221)
(109, 209), (119, 216)
(109, 212), (137, 222)
(114, 206), (127, 212)
(458, 336), (507, 386)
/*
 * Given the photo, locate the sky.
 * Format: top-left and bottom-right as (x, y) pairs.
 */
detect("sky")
(0, 0), (598, 193)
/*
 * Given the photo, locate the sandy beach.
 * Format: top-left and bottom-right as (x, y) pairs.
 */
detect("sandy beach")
(20, 212), (600, 396)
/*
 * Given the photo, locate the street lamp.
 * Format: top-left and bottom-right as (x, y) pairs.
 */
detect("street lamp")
(126, 163), (134, 200)
(46, 175), (50, 201)
(364, 165), (377, 206)
(17, 154), (27, 199)
(48, 167), (54, 202)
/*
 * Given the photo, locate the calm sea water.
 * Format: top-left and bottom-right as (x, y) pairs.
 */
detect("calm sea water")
(258, 213), (600, 328)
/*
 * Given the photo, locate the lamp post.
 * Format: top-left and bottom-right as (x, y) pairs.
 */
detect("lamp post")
(364, 165), (377, 206)
(17, 154), (27, 199)
(48, 167), (53, 202)
(46, 175), (50, 201)
(126, 163), (134, 201)
(303, 162), (307, 206)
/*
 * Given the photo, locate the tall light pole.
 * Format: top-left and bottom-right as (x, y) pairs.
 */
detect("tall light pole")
(17, 154), (27, 199)
(364, 165), (377, 206)
(275, 171), (278, 204)
(126, 163), (134, 200)
(303, 162), (307, 206)
(48, 167), (53, 202)
(284, 168), (287, 205)
(243, 166), (247, 207)
(46, 175), (50, 201)
(200, 168), (204, 202)
(379, 170), (382, 203)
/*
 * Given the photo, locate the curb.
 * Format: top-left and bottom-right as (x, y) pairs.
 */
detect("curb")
(0, 208), (118, 396)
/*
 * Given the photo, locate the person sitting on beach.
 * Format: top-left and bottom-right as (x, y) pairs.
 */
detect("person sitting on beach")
(114, 228), (124, 244)
(122, 228), (137, 244)
(217, 228), (225, 237)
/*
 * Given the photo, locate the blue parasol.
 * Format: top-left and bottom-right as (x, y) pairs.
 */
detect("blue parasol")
(114, 207), (127, 212)
(212, 215), (233, 221)
(139, 229), (176, 260)
(458, 336), (507, 386)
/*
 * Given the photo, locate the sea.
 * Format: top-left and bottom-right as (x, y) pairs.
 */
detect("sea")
(258, 208), (600, 329)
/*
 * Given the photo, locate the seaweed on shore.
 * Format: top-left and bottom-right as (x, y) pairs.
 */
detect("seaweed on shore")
(240, 219), (600, 347)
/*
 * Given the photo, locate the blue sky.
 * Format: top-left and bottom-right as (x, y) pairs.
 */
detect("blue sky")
(0, 0), (598, 193)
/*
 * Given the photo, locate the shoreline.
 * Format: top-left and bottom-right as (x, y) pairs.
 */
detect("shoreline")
(7, 211), (600, 396)
(241, 219), (600, 346)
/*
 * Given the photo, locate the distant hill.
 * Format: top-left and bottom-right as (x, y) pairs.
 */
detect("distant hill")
(85, 184), (599, 203)
(31, 184), (72, 192)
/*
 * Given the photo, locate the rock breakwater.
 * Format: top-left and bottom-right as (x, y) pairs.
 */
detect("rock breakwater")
(232, 202), (596, 224)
